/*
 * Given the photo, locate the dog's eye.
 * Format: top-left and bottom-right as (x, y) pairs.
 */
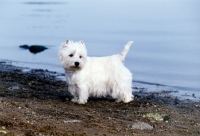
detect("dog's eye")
(69, 54), (73, 57)
(79, 56), (82, 58)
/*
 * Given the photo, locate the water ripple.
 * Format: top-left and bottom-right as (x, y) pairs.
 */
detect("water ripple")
(23, 2), (66, 5)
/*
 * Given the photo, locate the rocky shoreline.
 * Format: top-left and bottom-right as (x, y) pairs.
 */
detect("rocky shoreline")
(0, 61), (200, 136)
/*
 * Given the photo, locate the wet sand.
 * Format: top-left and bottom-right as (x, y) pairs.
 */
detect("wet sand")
(0, 61), (200, 136)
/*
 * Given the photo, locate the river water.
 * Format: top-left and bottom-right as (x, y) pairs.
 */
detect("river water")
(0, 0), (200, 100)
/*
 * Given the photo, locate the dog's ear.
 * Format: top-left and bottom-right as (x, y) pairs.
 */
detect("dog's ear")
(79, 40), (84, 44)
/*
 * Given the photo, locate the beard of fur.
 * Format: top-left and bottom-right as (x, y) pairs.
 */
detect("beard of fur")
(68, 66), (82, 71)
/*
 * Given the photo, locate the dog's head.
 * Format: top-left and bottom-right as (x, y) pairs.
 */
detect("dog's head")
(58, 40), (87, 71)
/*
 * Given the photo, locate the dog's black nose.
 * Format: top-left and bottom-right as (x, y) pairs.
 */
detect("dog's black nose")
(75, 62), (80, 67)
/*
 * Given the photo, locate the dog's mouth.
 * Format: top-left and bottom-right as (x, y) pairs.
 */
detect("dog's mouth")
(68, 66), (81, 71)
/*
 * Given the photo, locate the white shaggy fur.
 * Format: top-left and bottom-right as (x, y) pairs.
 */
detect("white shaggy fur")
(58, 40), (134, 104)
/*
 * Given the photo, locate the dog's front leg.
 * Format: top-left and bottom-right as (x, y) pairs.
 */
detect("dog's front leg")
(76, 85), (89, 104)
(69, 85), (79, 103)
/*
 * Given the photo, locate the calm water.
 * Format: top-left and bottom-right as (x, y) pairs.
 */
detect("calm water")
(0, 0), (200, 99)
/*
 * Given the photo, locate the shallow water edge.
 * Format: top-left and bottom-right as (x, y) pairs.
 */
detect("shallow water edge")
(0, 60), (199, 102)
(0, 60), (200, 135)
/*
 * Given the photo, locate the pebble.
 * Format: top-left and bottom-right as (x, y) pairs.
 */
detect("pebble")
(132, 121), (153, 130)
(8, 86), (20, 91)
(1, 126), (6, 130)
(64, 120), (81, 123)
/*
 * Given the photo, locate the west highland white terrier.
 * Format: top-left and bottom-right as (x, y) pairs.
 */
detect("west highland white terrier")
(58, 40), (134, 104)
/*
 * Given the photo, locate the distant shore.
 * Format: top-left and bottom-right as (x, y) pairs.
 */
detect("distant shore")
(0, 61), (200, 136)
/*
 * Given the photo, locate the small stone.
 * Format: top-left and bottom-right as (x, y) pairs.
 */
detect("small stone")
(2, 126), (6, 129)
(132, 121), (153, 130)
(8, 86), (20, 91)
(32, 111), (36, 115)
(64, 120), (81, 123)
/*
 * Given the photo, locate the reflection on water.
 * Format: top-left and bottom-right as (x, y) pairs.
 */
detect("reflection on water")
(19, 45), (48, 54)
(23, 2), (66, 5)
(33, 9), (52, 12)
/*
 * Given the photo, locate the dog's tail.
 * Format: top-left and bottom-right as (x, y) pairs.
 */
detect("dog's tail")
(120, 41), (134, 61)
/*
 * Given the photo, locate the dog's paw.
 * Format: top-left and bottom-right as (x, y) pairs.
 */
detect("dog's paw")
(71, 98), (87, 104)
(71, 98), (78, 103)
(123, 96), (134, 103)
(123, 99), (133, 103)
(77, 99), (87, 104)
(116, 96), (134, 103)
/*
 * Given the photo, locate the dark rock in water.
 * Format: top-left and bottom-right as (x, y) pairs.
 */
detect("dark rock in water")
(19, 44), (48, 54)
(29, 45), (48, 54)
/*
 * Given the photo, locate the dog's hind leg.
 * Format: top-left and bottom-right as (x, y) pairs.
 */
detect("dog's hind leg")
(121, 87), (134, 103)
(112, 87), (133, 103)
(111, 77), (133, 103)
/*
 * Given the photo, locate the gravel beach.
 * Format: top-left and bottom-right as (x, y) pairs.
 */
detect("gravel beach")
(0, 61), (200, 136)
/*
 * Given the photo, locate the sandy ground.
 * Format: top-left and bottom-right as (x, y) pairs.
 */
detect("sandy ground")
(0, 61), (200, 136)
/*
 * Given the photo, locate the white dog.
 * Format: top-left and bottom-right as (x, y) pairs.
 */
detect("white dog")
(58, 40), (134, 104)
